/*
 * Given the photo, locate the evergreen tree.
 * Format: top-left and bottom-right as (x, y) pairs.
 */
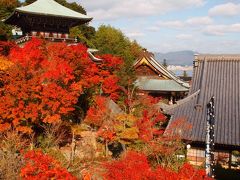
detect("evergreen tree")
(0, 0), (20, 20)
(163, 59), (168, 68)
(93, 25), (142, 87)
(0, 0), (20, 40)
(183, 70), (188, 77)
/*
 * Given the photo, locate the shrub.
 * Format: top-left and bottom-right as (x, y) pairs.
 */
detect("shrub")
(0, 130), (28, 179)
(104, 151), (153, 180)
(104, 151), (212, 180)
(20, 150), (76, 180)
(0, 38), (122, 134)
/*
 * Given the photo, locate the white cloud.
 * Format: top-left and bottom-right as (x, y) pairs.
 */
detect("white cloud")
(68, 0), (240, 54)
(126, 32), (145, 38)
(204, 25), (226, 36)
(146, 26), (161, 32)
(156, 20), (185, 28)
(209, 3), (240, 16)
(167, 65), (193, 71)
(176, 34), (193, 40)
(147, 16), (213, 31)
(185, 16), (213, 25)
(71, 0), (205, 20)
(204, 23), (240, 36)
(69, 0), (115, 11)
(153, 20), (240, 36)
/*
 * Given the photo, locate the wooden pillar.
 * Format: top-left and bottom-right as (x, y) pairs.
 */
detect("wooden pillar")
(228, 151), (232, 169)
(169, 96), (173, 105)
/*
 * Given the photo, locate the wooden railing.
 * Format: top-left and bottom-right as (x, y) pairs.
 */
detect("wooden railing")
(15, 35), (77, 44)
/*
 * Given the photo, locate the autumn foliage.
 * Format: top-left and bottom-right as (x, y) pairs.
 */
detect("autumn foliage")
(104, 151), (212, 180)
(0, 56), (13, 71)
(0, 41), (16, 56)
(0, 39), (122, 133)
(0, 38), (212, 179)
(137, 110), (166, 142)
(84, 96), (109, 127)
(20, 150), (76, 180)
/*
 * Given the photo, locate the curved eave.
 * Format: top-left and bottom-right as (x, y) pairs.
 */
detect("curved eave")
(87, 51), (102, 62)
(143, 89), (189, 92)
(135, 79), (189, 92)
(10, 0), (92, 22)
(159, 89), (200, 113)
(4, 10), (92, 26)
(133, 53), (190, 90)
(16, 9), (92, 22)
(149, 57), (190, 89)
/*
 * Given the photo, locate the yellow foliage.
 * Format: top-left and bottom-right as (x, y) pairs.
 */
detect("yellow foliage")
(0, 56), (13, 71)
(118, 127), (139, 140)
(0, 0), (18, 8)
(116, 114), (138, 126)
(114, 114), (139, 144)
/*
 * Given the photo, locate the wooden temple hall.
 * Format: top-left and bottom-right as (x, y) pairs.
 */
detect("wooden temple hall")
(4, 0), (92, 44)
(134, 49), (190, 104)
(3, 0), (102, 62)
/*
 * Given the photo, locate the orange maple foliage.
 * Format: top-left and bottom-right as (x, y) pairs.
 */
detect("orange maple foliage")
(165, 117), (192, 138)
(0, 38), (122, 133)
(0, 41), (16, 56)
(84, 96), (110, 127)
(0, 56), (13, 71)
(20, 150), (76, 180)
(102, 75), (120, 100)
(137, 110), (167, 142)
(104, 151), (212, 180)
(85, 93), (167, 144)
(99, 54), (123, 71)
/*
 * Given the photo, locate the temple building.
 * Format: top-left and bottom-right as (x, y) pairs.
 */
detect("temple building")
(134, 49), (189, 104)
(4, 0), (92, 44)
(3, 0), (103, 62)
(162, 54), (240, 168)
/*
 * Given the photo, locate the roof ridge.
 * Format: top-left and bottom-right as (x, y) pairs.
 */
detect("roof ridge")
(134, 51), (189, 89)
(196, 58), (208, 105)
(149, 57), (190, 88)
(160, 89), (200, 112)
(165, 54), (240, 146)
(196, 54), (240, 61)
(13, 0), (92, 20)
(176, 89), (200, 105)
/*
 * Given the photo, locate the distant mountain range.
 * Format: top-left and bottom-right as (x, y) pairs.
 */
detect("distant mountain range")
(154, 50), (197, 66)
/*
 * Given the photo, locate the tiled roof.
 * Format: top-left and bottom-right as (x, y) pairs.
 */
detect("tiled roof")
(5, 0), (92, 22)
(164, 54), (240, 147)
(134, 50), (190, 91)
(157, 90), (200, 111)
(106, 98), (124, 116)
(135, 78), (189, 92)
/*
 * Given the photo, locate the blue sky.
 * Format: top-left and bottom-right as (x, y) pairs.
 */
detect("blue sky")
(73, 0), (240, 53)
(22, 0), (240, 53)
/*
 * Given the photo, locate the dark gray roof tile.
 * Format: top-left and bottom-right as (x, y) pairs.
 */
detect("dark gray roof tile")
(165, 55), (240, 147)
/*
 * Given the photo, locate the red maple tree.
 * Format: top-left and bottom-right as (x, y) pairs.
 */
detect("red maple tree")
(84, 96), (109, 127)
(0, 39), (122, 133)
(20, 150), (76, 180)
(104, 150), (212, 180)
(136, 104), (167, 142)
